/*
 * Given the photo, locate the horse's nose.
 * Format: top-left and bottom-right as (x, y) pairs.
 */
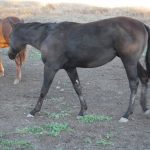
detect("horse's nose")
(8, 51), (16, 60)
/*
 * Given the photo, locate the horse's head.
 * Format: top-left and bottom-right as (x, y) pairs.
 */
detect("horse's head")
(8, 19), (25, 60)
(8, 47), (20, 60)
(8, 32), (22, 60)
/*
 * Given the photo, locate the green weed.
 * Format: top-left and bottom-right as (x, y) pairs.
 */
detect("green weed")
(96, 132), (113, 146)
(17, 123), (71, 137)
(42, 123), (70, 136)
(96, 139), (113, 146)
(83, 137), (92, 144)
(49, 97), (64, 102)
(77, 114), (112, 123)
(0, 139), (34, 150)
(18, 126), (45, 135)
(43, 110), (70, 119)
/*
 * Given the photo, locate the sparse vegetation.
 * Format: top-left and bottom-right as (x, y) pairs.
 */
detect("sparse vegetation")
(77, 114), (112, 123)
(96, 132), (113, 146)
(17, 123), (71, 137)
(48, 97), (65, 102)
(0, 139), (34, 150)
(83, 132), (113, 146)
(83, 137), (93, 144)
(96, 139), (113, 146)
(0, 1), (149, 150)
(43, 110), (71, 119)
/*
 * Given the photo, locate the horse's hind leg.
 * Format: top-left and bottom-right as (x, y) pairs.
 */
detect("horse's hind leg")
(137, 62), (150, 116)
(65, 68), (87, 116)
(119, 58), (139, 122)
(0, 52), (4, 77)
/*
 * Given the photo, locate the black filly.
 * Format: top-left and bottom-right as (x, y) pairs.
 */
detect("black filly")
(8, 17), (150, 122)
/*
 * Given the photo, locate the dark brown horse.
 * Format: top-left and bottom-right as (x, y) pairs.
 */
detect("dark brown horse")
(0, 16), (27, 84)
(8, 17), (150, 122)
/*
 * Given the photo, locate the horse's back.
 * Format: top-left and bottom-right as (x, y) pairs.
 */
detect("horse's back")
(61, 17), (147, 68)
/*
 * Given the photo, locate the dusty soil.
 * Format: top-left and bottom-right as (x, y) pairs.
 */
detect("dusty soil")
(1, 48), (150, 150)
(1, 2), (150, 150)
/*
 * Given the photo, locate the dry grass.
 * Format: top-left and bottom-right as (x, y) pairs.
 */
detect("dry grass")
(0, 1), (150, 24)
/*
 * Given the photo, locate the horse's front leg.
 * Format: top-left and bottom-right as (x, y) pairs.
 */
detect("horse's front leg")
(14, 49), (27, 84)
(65, 67), (87, 116)
(0, 52), (4, 77)
(14, 59), (21, 84)
(27, 64), (57, 117)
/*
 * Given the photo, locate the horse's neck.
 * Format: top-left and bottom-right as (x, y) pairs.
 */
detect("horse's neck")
(22, 30), (42, 50)
(21, 23), (53, 50)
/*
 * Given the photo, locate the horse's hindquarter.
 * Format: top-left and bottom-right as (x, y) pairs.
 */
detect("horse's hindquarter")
(0, 17), (22, 48)
(113, 17), (148, 58)
(0, 19), (9, 48)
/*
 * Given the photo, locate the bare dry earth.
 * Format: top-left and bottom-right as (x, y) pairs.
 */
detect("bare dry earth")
(0, 1), (150, 150)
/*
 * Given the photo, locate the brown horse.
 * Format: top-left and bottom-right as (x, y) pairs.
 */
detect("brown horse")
(0, 16), (27, 84)
(8, 17), (150, 122)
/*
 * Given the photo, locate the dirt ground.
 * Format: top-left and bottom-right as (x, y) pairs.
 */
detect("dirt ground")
(1, 1), (150, 150)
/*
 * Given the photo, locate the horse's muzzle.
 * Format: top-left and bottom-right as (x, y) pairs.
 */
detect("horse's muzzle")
(8, 51), (17, 60)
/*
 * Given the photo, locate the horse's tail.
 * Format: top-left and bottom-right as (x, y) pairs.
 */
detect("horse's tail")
(144, 24), (150, 77)
(15, 48), (27, 66)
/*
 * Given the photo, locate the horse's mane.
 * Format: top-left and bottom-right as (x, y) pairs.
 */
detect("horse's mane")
(17, 22), (56, 31)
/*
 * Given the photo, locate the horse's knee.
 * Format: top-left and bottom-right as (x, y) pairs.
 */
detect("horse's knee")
(129, 79), (139, 92)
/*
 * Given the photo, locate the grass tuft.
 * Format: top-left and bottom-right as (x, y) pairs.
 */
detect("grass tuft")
(0, 139), (34, 150)
(42, 123), (70, 136)
(77, 114), (112, 123)
(83, 137), (92, 144)
(18, 126), (45, 135)
(43, 110), (70, 119)
(17, 123), (71, 137)
(96, 132), (113, 146)
(96, 139), (113, 146)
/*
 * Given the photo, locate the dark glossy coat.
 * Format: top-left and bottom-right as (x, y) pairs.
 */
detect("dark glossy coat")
(8, 17), (150, 121)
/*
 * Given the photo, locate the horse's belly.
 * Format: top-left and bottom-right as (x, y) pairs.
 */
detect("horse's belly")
(84, 55), (116, 68)
(76, 49), (116, 68)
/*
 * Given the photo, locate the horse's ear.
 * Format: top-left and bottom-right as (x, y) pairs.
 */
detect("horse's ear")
(8, 18), (17, 28)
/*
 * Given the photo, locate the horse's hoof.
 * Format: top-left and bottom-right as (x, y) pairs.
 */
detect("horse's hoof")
(78, 111), (84, 116)
(27, 113), (34, 118)
(119, 117), (128, 123)
(13, 79), (20, 85)
(144, 110), (150, 118)
(0, 72), (4, 77)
